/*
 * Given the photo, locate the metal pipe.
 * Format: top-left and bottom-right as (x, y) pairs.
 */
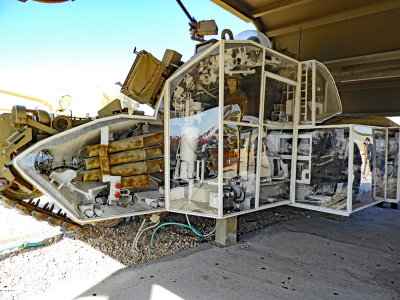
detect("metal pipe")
(0, 88), (54, 111)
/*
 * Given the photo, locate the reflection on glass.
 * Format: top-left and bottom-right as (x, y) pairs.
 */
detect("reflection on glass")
(296, 128), (349, 210)
(222, 125), (257, 214)
(170, 47), (219, 119)
(353, 126), (374, 208)
(373, 129), (387, 199)
(169, 48), (220, 215)
(224, 43), (262, 121)
(264, 78), (296, 123)
(265, 48), (298, 81)
(263, 49), (298, 124)
(259, 129), (292, 206)
(387, 129), (399, 200)
(169, 108), (219, 215)
(353, 127), (386, 207)
(314, 62), (342, 123)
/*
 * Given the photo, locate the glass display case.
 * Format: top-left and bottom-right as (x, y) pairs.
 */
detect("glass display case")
(165, 40), (301, 218)
(292, 125), (389, 216)
(259, 127), (293, 208)
(163, 39), (396, 219)
(293, 126), (350, 213)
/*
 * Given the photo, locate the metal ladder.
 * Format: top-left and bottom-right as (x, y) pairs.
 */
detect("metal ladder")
(284, 84), (296, 122)
(300, 66), (311, 123)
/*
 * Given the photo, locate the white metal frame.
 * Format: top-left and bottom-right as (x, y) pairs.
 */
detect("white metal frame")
(384, 127), (399, 204)
(164, 39), (392, 219)
(291, 124), (353, 215)
(371, 127), (388, 202)
(291, 124), (388, 216)
(13, 114), (166, 224)
(10, 36), (397, 224)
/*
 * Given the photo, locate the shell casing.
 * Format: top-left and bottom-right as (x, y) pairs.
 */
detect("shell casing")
(83, 146), (163, 170)
(82, 132), (163, 157)
(82, 159), (164, 181)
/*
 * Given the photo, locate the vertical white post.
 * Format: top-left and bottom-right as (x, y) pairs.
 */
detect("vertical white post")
(311, 60), (316, 126)
(385, 128), (388, 199)
(397, 128), (400, 201)
(255, 48), (266, 209)
(347, 125), (354, 214)
(218, 41), (225, 218)
(384, 128), (389, 200)
(289, 62), (302, 204)
(165, 84), (171, 210)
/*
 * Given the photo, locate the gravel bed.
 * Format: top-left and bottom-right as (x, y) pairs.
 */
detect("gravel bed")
(68, 205), (308, 266)
(0, 205), (308, 299)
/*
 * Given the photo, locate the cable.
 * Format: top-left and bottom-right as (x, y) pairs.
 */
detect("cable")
(185, 214), (216, 237)
(151, 222), (204, 249)
(132, 220), (160, 252)
(131, 218), (146, 252)
(0, 242), (44, 253)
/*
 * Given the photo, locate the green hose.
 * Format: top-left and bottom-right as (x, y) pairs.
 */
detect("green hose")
(151, 222), (204, 249)
(0, 242), (44, 253)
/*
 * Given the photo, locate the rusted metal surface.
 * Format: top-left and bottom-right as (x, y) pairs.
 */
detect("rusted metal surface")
(99, 144), (111, 175)
(83, 146), (163, 170)
(82, 159), (164, 180)
(143, 132), (163, 146)
(208, 149), (239, 170)
(121, 174), (150, 188)
(83, 132), (163, 157)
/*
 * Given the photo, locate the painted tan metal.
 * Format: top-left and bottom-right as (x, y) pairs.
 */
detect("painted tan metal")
(82, 132), (163, 157)
(83, 146), (163, 170)
(0, 88), (54, 110)
(99, 144), (111, 175)
(210, 0), (253, 23)
(52, 115), (73, 131)
(121, 174), (150, 189)
(11, 105), (59, 135)
(251, 0), (316, 18)
(82, 159), (164, 181)
(3, 127), (33, 158)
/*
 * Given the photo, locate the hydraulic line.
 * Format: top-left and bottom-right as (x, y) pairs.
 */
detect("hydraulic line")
(151, 222), (204, 249)
(185, 214), (216, 237)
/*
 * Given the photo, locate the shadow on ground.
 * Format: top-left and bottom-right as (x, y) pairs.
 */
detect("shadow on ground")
(72, 204), (400, 300)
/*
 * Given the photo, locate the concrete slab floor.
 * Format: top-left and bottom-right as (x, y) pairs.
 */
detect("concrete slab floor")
(75, 206), (400, 300)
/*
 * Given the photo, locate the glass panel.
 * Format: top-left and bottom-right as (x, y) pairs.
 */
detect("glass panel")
(168, 47), (220, 215)
(387, 128), (399, 200)
(223, 43), (263, 121)
(315, 61), (342, 123)
(295, 127), (349, 211)
(353, 126), (374, 208)
(222, 125), (258, 215)
(373, 129), (387, 199)
(259, 127), (292, 206)
(264, 77), (296, 124)
(265, 48), (298, 81)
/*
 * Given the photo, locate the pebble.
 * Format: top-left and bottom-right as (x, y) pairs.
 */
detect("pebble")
(0, 206), (305, 299)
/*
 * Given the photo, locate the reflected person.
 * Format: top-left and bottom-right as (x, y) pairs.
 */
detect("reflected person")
(364, 137), (373, 179)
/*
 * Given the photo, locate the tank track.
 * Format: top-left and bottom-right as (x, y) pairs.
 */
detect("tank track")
(0, 194), (90, 235)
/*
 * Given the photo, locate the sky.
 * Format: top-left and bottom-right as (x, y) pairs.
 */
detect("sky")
(0, 0), (254, 115)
